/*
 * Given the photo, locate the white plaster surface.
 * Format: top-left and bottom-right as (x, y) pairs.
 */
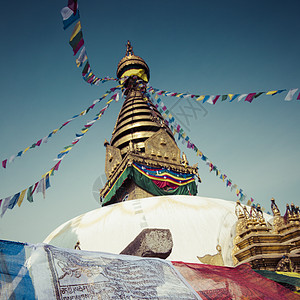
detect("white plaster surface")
(44, 195), (272, 265)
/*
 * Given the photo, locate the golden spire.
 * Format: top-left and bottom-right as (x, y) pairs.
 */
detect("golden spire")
(126, 40), (134, 56)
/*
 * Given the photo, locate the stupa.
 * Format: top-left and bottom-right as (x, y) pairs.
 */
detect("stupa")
(44, 43), (300, 271)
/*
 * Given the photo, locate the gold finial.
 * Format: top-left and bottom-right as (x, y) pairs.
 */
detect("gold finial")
(271, 197), (281, 216)
(126, 40), (134, 56)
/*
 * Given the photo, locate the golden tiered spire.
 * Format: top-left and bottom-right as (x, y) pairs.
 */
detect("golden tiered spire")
(111, 42), (173, 156)
(99, 42), (199, 206)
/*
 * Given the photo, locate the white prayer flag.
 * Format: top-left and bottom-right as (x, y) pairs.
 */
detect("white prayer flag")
(237, 94), (247, 102)
(284, 88), (298, 101)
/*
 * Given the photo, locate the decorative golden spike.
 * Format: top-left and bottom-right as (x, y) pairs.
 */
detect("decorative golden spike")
(271, 197), (281, 216)
(126, 40), (134, 56)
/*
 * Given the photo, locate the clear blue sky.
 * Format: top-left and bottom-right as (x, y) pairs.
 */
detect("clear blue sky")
(0, 0), (299, 243)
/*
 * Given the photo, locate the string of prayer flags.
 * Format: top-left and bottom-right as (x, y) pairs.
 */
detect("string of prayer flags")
(61, 1), (117, 85)
(0, 92), (119, 218)
(150, 93), (254, 204)
(52, 91), (118, 171)
(0, 174), (51, 218)
(148, 86), (300, 104)
(1, 86), (121, 169)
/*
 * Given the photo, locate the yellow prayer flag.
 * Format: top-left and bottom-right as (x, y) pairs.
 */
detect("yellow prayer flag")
(228, 94), (234, 100)
(23, 146), (30, 154)
(182, 133), (186, 138)
(61, 147), (72, 153)
(176, 93), (183, 98)
(106, 99), (113, 104)
(168, 113), (172, 119)
(52, 129), (59, 134)
(154, 94), (158, 100)
(236, 189), (239, 195)
(266, 90), (277, 95)
(70, 21), (81, 41)
(196, 95), (205, 101)
(247, 200), (252, 206)
(81, 128), (88, 134)
(17, 189), (27, 207)
(79, 111), (86, 116)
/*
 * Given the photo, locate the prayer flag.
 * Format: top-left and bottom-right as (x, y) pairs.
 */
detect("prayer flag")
(173, 261), (297, 299)
(70, 21), (81, 41)
(42, 137), (48, 143)
(36, 179), (43, 194)
(72, 37), (84, 56)
(201, 95), (209, 103)
(212, 95), (220, 105)
(61, 7), (80, 30)
(297, 92), (300, 100)
(285, 88), (298, 101)
(17, 151), (23, 157)
(272, 89), (286, 96)
(221, 95), (227, 101)
(254, 92), (264, 98)
(17, 189), (27, 207)
(230, 94), (239, 102)
(8, 193), (20, 209)
(31, 182), (39, 196)
(82, 61), (90, 76)
(9, 155), (16, 163)
(23, 146), (30, 153)
(45, 174), (50, 189)
(237, 94), (247, 102)
(1, 197), (11, 217)
(2, 159), (7, 168)
(245, 93), (256, 103)
(68, 0), (78, 13)
(206, 95), (215, 104)
(27, 186), (34, 203)
(54, 161), (62, 171)
(76, 47), (87, 67)
(196, 95), (205, 101)
(36, 139), (42, 146)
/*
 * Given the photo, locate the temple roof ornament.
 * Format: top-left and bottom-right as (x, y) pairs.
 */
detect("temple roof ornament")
(116, 40), (150, 81)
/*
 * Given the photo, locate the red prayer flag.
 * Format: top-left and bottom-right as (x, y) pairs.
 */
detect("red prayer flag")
(297, 92), (300, 100)
(2, 159), (7, 168)
(68, 0), (78, 13)
(31, 181), (39, 196)
(212, 95), (220, 105)
(245, 93), (256, 103)
(73, 38), (84, 56)
(54, 160), (62, 171)
(36, 139), (42, 146)
(172, 261), (298, 300)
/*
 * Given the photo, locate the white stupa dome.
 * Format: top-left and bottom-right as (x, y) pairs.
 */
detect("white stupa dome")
(44, 195), (272, 266)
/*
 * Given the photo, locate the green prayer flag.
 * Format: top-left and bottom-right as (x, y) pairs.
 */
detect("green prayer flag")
(27, 186), (33, 203)
(222, 95), (228, 101)
(254, 92), (265, 98)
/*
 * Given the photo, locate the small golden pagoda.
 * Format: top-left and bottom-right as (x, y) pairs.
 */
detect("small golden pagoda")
(232, 198), (300, 272)
(100, 42), (199, 206)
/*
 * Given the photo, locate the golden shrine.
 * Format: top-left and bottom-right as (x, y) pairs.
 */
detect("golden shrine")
(233, 198), (300, 272)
